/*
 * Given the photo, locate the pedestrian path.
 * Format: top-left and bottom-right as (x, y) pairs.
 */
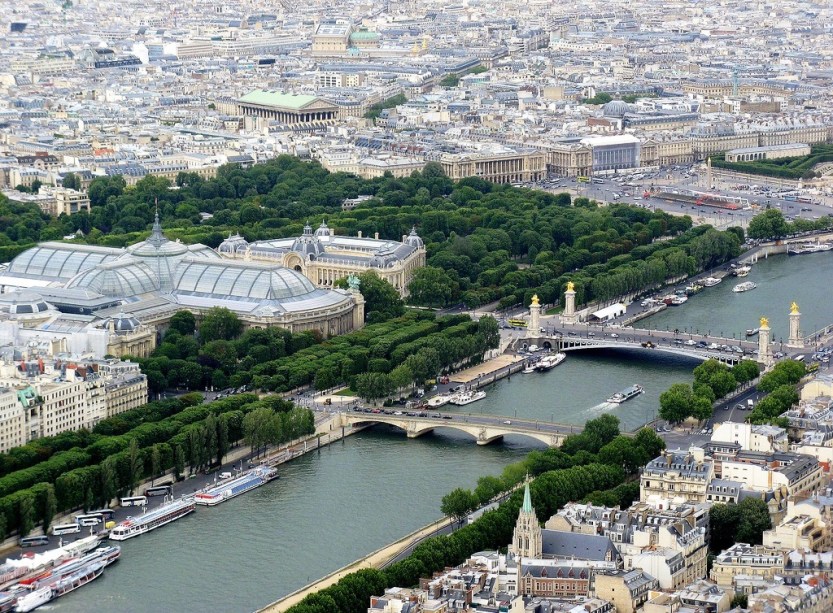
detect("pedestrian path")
(450, 354), (523, 384)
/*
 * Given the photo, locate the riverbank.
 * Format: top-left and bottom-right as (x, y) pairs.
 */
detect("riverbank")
(450, 354), (526, 389)
(260, 515), (454, 612)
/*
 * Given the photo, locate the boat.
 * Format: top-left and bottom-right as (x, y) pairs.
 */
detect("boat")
(14, 587), (52, 613)
(449, 390), (486, 406)
(535, 353), (566, 372)
(733, 265), (751, 277)
(788, 242), (833, 255)
(702, 277), (722, 287)
(425, 394), (452, 408)
(669, 295), (688, 306)
(732, 281), (757, 293)
(194, 466), (278, 507)
(606, 384), (644, 404)
(50, 561), (104, 600)
(108, 496), (195, 541)
(746, 328), (760, 337)
(522, 362), (538, 374)
(91, 546), (120, 567)
(685, 283), (703, 295)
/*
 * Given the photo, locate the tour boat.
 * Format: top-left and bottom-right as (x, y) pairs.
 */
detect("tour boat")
(426, 394), (452, 408)
(732, 281), (757, 293)
(522, 362), (537, 374)
(194, 466), (278, 507)
(733, 265), (752, 277)
(535, 353), (566, 372)
(788, 242), (833, 255)
(450, 390), (486, 406)
(14, 586), (52, 612)
(50, 560), (104, 600)
(606, 384), (644, 404)
(108, 496), (195, 541)
(702, 277), (722, 287)
(669, 295), (688, 306)
(746, 328), (760, 337)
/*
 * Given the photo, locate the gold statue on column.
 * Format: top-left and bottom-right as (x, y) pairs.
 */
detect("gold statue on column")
(566, 281), (575, 292)
(760, 316), (769, 328)
(531, 295), (540, 307)
(790, 302), (799, 314)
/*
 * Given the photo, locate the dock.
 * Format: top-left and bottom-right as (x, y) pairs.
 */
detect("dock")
(449, 354), (526, 389)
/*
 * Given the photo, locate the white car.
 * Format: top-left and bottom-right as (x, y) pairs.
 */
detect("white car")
(610, 333), (619, 338)
(684, 339), (696, 346)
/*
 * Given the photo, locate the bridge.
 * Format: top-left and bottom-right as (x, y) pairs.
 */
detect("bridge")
(339, 410), (586, 446)
(516, 327), (762, 365)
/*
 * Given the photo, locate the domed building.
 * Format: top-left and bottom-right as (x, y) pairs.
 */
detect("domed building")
(218, 221), (426, 297)
(0, 215), (366, 358)
(602, 100), (632, 118)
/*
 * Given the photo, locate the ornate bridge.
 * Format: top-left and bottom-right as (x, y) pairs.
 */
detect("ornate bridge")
(339, 411), (584, 446)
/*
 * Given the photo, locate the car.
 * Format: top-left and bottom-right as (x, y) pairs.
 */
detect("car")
(431, 414), (442, 419)
(709, 343), (719, 349)
(442, 415), (453, 420)
(610, 333), (620, 338)
(684, 339), (696, 346)
(735, 403), (746, 411)
(393, 411), (403, 415)
(503, 420), (512, 425)
(587, 331), (595, 337)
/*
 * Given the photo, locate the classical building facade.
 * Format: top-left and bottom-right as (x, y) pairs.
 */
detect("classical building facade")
(218, 221), (426, 298)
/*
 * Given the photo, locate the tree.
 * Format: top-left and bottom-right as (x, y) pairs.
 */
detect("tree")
(709, 498), (771, 554)
(693, 359), (737, 398)
(217, 416), (230, 465)
(354, 372), (394, 402)
(733, 359), (760, 384)
(19, 492), (35, 537)
(440, 488), (477, 523)
(747, 209), (788, 240)
(62, 173), (81, 190)
(336, 271), (404, 323)
(173, 444), (185, 480)
(758, 360), (805, 392)
(30, 179), (42, 194)
(41, 484), (57, 532)
(199, 307), (242, 342)
(659, 383), (695, 423)
(128, 438), (143, 494)
(633, 428), (666, 460)
(150, 445), (162, 485)
(598, 436), (649, 474)
(407, 266), (458, 308)
(100, 457), (118, 505)
(730, 594), (748, 609)
(169, 310), (196, 336)
(243, 407), (275, 456)
(477, 316), (500, 350)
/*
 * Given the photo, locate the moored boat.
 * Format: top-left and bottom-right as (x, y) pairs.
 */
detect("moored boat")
(685, 283), (703, 295)
(535, 353), (566, 372)
(449, 390), (486, 406)
(522, 362), (537, 374)
(702, 277), (722, 287)
(50, 561), (104, 599)
(108, 496), (195, 541)
(426, 394), (452, 408)
(732, 281), (757, 293)
(14, 586), (52, 613)
(746, 328), (760, 337)
(733, 265), (751, 277)
(669, 295), (688, 306)
(194, 466), (278, 507)
(606, 384), (644, 404)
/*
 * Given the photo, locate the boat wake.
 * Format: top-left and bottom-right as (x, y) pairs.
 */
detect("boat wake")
(585, 402), (616, 414)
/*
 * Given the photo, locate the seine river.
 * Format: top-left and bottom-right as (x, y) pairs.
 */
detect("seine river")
(52, 252), (832, 613)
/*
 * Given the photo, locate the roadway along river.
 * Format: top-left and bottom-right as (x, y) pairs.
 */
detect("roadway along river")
(51, 252), (829, 612)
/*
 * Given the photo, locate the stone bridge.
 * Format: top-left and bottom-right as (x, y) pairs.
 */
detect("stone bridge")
(339, 411), (582, 446)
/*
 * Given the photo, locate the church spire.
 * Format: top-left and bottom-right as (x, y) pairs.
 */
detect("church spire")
(522, 478), (533, 514)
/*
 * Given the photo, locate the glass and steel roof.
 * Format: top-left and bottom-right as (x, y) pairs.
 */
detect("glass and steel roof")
(172, 259), (317, 301)
(66, 258), (160, 297)
(7, 243), (122, 280)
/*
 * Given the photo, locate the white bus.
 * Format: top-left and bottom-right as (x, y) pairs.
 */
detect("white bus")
(51, 523), (81, 536)
(120, 496), (148, 508)
(73, 513), (102, 527)
(19, 535), (50, 548)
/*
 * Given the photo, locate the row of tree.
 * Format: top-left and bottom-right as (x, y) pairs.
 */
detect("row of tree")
(748, 360), (806, 425)
(659, 359), (760, 423)
(747, 209), (832, 241)
(0, 392), (314, 537)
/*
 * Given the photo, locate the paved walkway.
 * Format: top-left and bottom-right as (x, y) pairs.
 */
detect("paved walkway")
(450, 354), (523, 384)
(259, 516), (453, 612)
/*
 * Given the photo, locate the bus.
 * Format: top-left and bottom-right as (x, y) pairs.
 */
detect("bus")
(86, 509), (115, 521)
(577, 176), (590, 183)
(19, 535), (49, 548)
(145, 485), (173, 497)
(591, 177), (605, 184)
(120, 496), (148, 508)
(797, 196), (813, 204)
(73, 513), (106, 527)
(52, 523), (81, 536)
(507, 318), (528, 328)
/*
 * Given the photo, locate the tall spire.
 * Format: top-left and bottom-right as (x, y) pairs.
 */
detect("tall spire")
(148, 202), (166, 246)
(522, 478), (533, 514)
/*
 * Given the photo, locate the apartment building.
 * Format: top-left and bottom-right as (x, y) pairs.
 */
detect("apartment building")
(640, 448), (715, 504)
(709, 544), (786, 590)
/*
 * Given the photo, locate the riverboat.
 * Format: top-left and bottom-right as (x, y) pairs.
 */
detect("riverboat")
(522, 362), (538, 374)
(685, 283), (703, 295)
(108, 496), (195, 541)
(425, 394), (452, 408)
(788, 242), (833, 255)
(746, 328), (760, 337)
(669, 295), (688, 306)
(606, 384), (644, 404)
(194, 466), (278, 507)
(535, 353), (566, 372)
(50, 561), (104, 600)
(702, 277), (722, 287)
(732, 281), (757, 293)
(733, 265), (752, 277)
(449, 390), (486, 406)
(14, 586), (52, 612)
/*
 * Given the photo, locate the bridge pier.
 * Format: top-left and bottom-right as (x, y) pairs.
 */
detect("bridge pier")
(476, 434), (504, 445)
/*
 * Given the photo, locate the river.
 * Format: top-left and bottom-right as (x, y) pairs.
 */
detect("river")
(51, 252), (832, 612)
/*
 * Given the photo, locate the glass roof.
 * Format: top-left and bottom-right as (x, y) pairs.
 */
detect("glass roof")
(172, 260), (317, 301)
(66, 259), (160, 297)
(7, 244), (121, 280)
